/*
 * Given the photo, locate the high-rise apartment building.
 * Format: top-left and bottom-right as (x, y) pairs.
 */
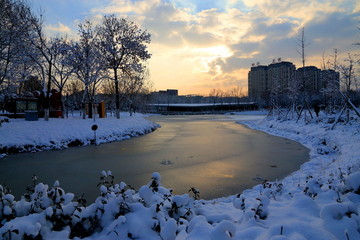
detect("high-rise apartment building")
(248, 60), (296, 103)
(297, 66), (322, 94)
(321, 69), (340, 90)
(296, 67), (340, 95)
(267, 61), (296, 94)
(248, 61), (339, 104)
(248, 65), (268, 102)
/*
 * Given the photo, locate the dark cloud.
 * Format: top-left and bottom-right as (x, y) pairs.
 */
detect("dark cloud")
(305, 12), (360, 53)
(249, 18), (297, 38)
(212, 9), (360, 76)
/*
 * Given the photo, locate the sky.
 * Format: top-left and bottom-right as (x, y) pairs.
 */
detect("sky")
(29, 0), (360, 96)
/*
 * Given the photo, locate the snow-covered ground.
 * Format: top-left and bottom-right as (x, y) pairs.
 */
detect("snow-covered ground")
(0, 111), (359, 239)
(0, 112), (159, 156)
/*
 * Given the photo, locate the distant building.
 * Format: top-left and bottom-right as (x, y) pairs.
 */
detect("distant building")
(248, 65), (268, 102)
(267, 61), (296, 93)
(166, 89), (178, 96)
(297, 66), (340, 96)
(151, 89), (179, 104)
(297, 66), (322, 94)
(248, 60), (339, 105)
(248, 60), (296, 103)
(158, 89), (178, 96)
(321, 69), (340, 90)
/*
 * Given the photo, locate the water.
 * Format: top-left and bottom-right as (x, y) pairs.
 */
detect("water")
(0, 115), (309, 202)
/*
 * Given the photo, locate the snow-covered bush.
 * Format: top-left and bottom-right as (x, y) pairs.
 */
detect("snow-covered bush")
(0, 171), (201, 239)
(1, 165), (360, 239)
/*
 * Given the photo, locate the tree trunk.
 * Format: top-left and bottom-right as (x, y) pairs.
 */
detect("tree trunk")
(59, 88), (65, 118)
(114, 68), (120, 119)
(44, 60), (52, 121)
(82, 102), (86, 120)
(82, 87), (88, 120)
(88, 102), (93, 118)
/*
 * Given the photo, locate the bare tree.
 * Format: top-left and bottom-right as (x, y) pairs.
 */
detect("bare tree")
(137, 78), (153, 113)
(296, 27), (310, 98)
(120, 66), (149, 116)
(209, 89), (223, 106)
(231, 86), (244, 102)
(339, 53), (357, 97)
(96, 14), (151, 119)
(320, 49), (341, 112)
(225, 87), (243, 104)
(63, 78), (84, 112)
(99, 78), (116, 115)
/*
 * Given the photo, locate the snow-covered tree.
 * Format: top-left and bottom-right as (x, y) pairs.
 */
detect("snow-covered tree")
(269, 74), (281, 107)
(287, 74), (302, 106)
(0, 0), (35, 94)
(71, 20), (106, 119)
(25, 12), (64, 120)
(320, 49), (341, 112)
(96, 15), (151, 119)
(51, 37), (76, 117)
(51, 38), (74, 94)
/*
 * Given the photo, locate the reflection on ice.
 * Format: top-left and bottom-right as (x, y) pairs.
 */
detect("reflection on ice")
(0, 114), (308, 202)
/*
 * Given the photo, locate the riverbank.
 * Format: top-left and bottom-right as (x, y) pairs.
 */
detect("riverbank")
(0, 113), (160, 157)
(192, 114), (360, 239)
(0, 112), (359, 239)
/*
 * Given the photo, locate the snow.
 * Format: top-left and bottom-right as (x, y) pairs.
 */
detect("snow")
(0, 112), (160, 155)
(0, 111), (359, 239)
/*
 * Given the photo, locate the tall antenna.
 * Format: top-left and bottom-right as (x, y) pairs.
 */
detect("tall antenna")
(301, 27), (305, 68)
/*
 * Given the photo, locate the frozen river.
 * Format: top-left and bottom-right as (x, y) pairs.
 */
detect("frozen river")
(0, 114), (309, 202)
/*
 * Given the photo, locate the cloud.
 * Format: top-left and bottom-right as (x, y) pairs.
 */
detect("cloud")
(306, 12), (360, 48)
(45, 22), (72, 33)
(242, 0), (342, 24)
(86, 0), (360, 94)
(91, 0), (161, 15)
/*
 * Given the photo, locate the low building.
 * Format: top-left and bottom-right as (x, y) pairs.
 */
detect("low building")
(158, 89), (178, 96)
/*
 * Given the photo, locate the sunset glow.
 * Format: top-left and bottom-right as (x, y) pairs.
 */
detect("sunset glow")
(30, 0), (360, 95)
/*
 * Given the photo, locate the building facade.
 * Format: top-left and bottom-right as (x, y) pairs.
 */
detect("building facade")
(248, 61), (296, 104)
(248, 65), (268, 102)
(267, 61), (296, 97)
(297, 66), (322, 95)
(248, 61), (339, 105)
(320, 69), (340, 92)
